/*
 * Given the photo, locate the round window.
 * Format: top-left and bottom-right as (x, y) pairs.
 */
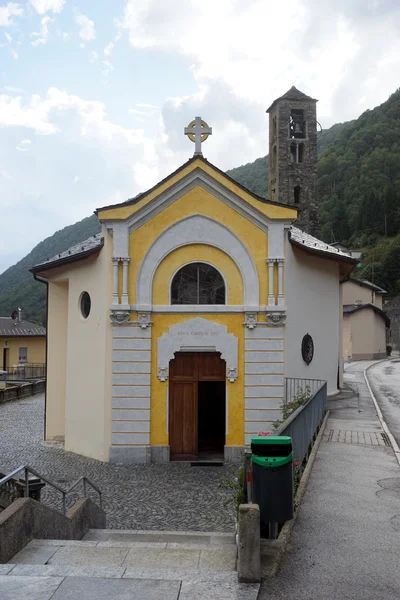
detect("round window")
(80, 292), (91, 319)
(301, 334), (314, 365)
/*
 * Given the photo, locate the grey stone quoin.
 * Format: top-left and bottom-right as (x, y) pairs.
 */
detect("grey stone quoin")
(267, 86), (320, 235)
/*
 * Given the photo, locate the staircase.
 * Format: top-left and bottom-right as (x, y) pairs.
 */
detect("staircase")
(1, 529), (260, 599)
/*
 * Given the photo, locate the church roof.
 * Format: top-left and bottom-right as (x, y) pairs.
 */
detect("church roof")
(95, 155), (294, 213)
(30, 233), (103, 274)
(289, 226), (358, 264)
(266, 86), (318, 112)
(0, 317), (46, 337)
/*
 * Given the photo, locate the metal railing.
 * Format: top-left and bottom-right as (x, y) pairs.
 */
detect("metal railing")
(276, 381), (327, 465)
(0, 465), (102, 516)
(284, 377), (325, 407)
(243, 379), (327, 502)
(3, 364), (46, 381)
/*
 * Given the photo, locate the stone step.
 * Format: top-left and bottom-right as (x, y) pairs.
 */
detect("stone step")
(9, 537), (238, 572)
(6, 563), (238, 583)
(82, 529), (235, 545)
(0, 573), (260, 600)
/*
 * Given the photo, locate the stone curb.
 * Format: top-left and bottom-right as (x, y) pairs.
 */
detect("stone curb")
(260, 409), (330, 579)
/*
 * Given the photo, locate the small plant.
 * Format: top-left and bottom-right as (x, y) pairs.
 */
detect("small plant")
(272, 387), (312, 430)
(387, 345), (392, 356)
(219, 466), (246, 514)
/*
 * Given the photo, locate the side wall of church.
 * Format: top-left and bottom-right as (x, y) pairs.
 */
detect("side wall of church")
(48, 232), (113, 461)
(46, 280), (69, 441)
(285, 239), (340, 394)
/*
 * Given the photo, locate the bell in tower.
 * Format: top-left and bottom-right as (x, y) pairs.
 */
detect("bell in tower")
(266, 86), (319, 236)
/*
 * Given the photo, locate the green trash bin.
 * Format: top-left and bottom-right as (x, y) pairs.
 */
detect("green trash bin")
(251, 436), (294, 528)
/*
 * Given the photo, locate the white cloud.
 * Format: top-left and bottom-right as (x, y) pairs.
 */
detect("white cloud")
(4, 32), (12, 43)
(89, 51), (98, 63)
(10, 48), (18, 59)
(29, 0), (65, 15)
(73, 175), (79, 183)
(31, 15), (52, 46)
(4, 85), (24, 93)
(129, 103), (159, 118)
(16, 139), (32, 151)
(104, 41), (114, 56)
(119, 0), (400, 125)
(0, 3), (23, 27)
(75, 14), (95, 42)
(0, 169), (12, 180)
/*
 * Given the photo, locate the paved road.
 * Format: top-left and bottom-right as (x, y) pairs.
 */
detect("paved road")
(366, 358), (400, 447)
(260, 360), (400, 600)
(0, 394), (236, 531)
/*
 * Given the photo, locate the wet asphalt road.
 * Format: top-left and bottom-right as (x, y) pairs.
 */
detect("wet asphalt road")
(366, 358), (400, 448)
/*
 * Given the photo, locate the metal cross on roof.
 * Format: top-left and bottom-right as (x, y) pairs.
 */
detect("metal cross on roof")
(184, 117), (212, 156)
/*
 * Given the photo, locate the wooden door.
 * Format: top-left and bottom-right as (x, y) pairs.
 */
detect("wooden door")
(169, 352), (225, 460)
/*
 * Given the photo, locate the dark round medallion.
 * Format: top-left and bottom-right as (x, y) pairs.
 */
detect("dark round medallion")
(301, 334), (314, 365)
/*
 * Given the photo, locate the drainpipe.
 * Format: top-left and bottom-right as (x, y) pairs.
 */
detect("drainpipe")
(33, 274), (48, 442)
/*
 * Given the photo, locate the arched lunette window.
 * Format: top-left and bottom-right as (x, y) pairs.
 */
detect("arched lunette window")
(171, 262), (225, 305)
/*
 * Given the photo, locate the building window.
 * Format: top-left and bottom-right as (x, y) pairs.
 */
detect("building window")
(290, 143), (304, 163)
(294, 186), (301, 204)
(171, 263), (225, 305)
(19, 347), (27, 363)
(289, 109), (306, 139)
(80, 292), (91, 319)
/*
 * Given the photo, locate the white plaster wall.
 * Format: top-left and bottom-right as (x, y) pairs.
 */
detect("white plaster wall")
(52, 231), (112, 461)
(46, 280), (68, 441)
(285, 239), (340, 394)
(351, 309), (387, 359)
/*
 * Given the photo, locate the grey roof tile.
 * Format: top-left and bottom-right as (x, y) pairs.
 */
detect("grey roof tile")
(0, 318), (46, 337)
(289, 226), (355, 260)
(32, 233), (103, 271)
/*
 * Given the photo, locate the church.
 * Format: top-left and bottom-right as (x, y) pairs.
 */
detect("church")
(31, 87), (357, 464)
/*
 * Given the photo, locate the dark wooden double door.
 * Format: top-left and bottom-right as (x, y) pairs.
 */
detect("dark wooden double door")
(169, 352), (226, 461)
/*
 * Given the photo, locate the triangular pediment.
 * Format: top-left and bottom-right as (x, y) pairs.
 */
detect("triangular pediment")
(97, 158), (296, 231)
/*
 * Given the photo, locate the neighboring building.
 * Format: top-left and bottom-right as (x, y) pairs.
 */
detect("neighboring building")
(342, 278), (389, 361)
(30, 88), (357, 465)
(0, 312), (46, 370)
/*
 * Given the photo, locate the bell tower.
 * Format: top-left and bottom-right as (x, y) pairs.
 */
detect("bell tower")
(267, 86), (319, 235)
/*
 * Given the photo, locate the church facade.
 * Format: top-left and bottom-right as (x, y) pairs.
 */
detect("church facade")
(31, 88), (357, 464)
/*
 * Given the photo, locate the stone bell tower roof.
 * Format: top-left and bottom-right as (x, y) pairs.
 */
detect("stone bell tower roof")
(267, 86), (318, 112)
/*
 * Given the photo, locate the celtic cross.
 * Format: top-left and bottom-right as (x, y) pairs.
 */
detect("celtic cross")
(184, 116), (212, 156)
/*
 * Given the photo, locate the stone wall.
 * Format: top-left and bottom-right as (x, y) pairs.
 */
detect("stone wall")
(0, 380), (45, 404)
(0, 497), (106, 563)
(268, 99), (319, 236)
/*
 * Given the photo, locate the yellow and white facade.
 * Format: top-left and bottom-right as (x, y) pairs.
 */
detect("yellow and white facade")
(33, 156), (356, 464)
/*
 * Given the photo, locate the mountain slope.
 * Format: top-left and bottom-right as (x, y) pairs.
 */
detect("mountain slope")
(0, 215), (100, 324)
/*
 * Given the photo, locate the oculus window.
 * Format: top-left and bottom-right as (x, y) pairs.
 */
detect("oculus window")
(171, 263), (225, 305)
(80, 292), (91, 319)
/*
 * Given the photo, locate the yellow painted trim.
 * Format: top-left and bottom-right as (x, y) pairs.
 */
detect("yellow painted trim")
(152, 244), (243, 305)
(150, 313), (245, 448)
(98, 158), (297, 221)
(128, 186), (268, 305)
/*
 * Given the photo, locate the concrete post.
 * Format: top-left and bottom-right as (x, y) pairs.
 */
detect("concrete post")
(237, 503), (261, 583)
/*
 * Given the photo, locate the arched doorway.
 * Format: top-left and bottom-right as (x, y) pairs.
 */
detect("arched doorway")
(169, 352), (226, 461)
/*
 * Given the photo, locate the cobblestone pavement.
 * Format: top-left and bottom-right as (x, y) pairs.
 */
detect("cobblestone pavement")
(0, 394), (236, 531)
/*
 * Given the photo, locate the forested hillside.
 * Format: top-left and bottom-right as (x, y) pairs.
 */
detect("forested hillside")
(0, 216), (100, 324)
(1, 88), (400, 323)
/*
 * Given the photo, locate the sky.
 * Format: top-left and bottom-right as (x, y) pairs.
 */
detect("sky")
(1, 0), (400, 274)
